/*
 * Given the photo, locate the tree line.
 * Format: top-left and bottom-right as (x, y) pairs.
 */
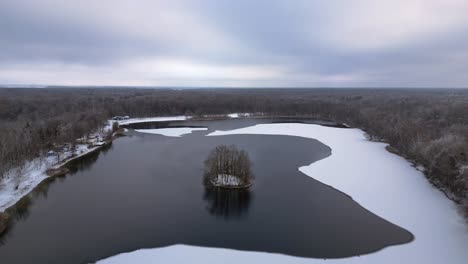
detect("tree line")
(0, 87), (467, 215)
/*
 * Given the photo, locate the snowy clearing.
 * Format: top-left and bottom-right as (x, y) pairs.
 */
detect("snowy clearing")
(135, 127), (207, 137)
(99, 123), (468, 264)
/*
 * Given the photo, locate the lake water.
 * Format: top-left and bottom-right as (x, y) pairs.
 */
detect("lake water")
(0, 118), (413, 263)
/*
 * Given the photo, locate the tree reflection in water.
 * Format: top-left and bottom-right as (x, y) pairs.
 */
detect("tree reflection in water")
(203, 186), (252, 220)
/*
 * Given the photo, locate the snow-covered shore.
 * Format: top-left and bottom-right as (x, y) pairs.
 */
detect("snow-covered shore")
(98, 123), (468, 264)
(0, 144), (100, 213)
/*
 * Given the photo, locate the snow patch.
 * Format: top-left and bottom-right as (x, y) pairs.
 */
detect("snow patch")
(212, 174), (241, 186)
(228, 113), (252, 118)
(117, 116), (189, 126)
(135, 127), (207, 137)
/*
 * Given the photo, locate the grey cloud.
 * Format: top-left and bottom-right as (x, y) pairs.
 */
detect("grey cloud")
(0, 0), (467, 87)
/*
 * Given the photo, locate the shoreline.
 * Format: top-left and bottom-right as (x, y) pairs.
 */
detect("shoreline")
(0, 142), (110, 214)
(1, 115), (467, 263)
(0, 141), (112, 235)
(0, 114), (386, 238)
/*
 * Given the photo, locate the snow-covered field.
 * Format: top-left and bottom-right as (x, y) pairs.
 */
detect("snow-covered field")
(98, 123), (468, 264)
(135, 127), (207, 137)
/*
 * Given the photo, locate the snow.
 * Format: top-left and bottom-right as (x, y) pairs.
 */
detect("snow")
(0, 160), (49, 213)
(135, 127), (207, 137)
(228, 113), (252, 118)
(0, 143), (99, 213)
(116, 116), (189, 126)
(212, 174), (241, 186)
(97, 245), (314, 264)
(113, 113), (254, 128)
(98, 123), (468, 264)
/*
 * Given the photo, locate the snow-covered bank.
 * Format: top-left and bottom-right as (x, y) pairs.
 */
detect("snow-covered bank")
(99, 123), (468, 264)
(0, 144), (100, 213)
(135, 127), (207, 137)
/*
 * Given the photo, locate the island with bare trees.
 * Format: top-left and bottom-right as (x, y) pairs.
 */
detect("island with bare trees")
(203, 145), (254, 189)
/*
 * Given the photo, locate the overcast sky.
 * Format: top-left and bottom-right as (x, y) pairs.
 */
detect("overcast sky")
(1, 0), (468, 88)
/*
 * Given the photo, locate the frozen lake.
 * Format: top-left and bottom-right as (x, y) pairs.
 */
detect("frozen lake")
(0, 119), (412, 263)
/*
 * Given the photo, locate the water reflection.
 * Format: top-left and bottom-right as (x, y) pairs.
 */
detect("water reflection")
(203, 186), (252, 220)
(67, 143), (112, 173)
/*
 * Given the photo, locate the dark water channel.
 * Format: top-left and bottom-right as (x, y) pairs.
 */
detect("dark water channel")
(0, 118), (413, 263)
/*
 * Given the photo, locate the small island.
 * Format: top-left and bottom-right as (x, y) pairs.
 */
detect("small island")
(203, 145), (253, 189)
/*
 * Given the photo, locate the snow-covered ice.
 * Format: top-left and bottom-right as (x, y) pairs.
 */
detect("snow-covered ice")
(98, 123), (468, 264)
(135, 127), (207, 137)
(116, 113), (250, 126)
(116, 116), (189, 126)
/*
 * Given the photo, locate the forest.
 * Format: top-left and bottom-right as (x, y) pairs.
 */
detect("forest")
(0, 87), (467, 215)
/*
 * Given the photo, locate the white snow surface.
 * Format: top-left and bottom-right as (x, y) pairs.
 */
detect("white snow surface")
(227, 113), (253, 118)
(98, 123), (468, 264)
(212, 174), (241, 186)
(116, 116), (188, 126)
(0, 159), (49, 213)
(114, 113), (254, 127)
(135, 127), (207, 137)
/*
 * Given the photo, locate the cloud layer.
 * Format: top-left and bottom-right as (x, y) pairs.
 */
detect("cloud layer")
(1, 0), (468, 87)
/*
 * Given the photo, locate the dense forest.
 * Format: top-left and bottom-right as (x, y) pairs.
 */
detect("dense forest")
(0, 87), (467, 215)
